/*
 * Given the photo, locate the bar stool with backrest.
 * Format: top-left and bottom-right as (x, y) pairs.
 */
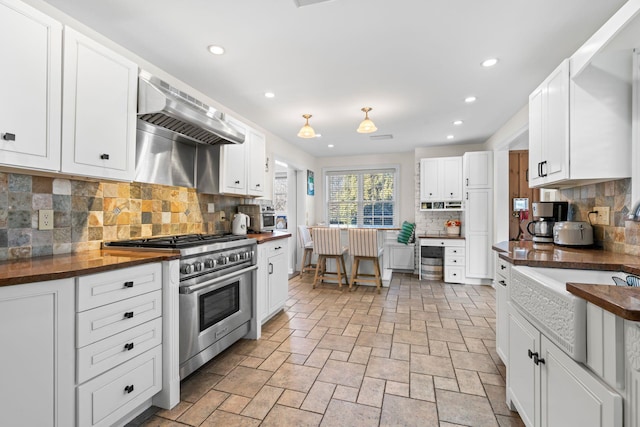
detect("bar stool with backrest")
(297, 225), (315, 276)
(312, 227), (349, 289)
(348, 228), (383, 293)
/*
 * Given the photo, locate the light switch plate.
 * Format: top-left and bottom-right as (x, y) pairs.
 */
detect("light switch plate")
(593, 206), (610, 225)
(39, 209), (54, 230)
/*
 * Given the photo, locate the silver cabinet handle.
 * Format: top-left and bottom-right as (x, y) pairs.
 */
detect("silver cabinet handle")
(268, 263), (273, 274)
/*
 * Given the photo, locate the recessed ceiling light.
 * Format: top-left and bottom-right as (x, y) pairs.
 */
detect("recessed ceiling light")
(446, 135), (455, 140)
(328, 144), (334, 148)
(481, 58), (499, 67)
(464, 96), (477, 103)
(264, 92), (275, 98)
(207, 45), (225, 55)
(453, 120), (463, 126)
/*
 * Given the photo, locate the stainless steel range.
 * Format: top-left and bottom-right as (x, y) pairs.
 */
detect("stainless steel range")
(104, 234), (258, 379)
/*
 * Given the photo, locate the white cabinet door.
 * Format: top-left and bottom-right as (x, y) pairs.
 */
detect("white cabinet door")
(528, 86), (545, 188)
(247, 130), (266, 197)
(541, 335), (622, 427)
(257, 244), (269, 323)
(465, 188), (492, 279)
(0, 0), (62, 171)
(61, 27), (138, 181)
(543, 60), (570, 183)
(495, 277), (508, 364)
(463, 151), (492, 189)
(268, 251), (288, 315)
(0, 279), (74, 427)
(388, 244), (415, 270)
(220, 143), (247, 193)
(420, 158), (440, 201)
(442, 157), (462, 199)
(508, 308), (539, 427)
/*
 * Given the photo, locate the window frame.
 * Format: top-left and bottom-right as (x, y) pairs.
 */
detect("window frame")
(322, 164), (400, 228)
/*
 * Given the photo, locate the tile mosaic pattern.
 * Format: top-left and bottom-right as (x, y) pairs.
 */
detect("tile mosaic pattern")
(557, 178), (640, 255)
(0, 172), (249, 261)
(128, 273), (524, 427)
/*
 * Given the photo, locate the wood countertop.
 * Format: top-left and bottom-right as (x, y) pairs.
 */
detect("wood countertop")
(493, 240), (640, 321)
(418, 234), (465, 240)
(248, 230), (291, 244)
(492, 240), (640, 272)
(0, 249), (180, 287)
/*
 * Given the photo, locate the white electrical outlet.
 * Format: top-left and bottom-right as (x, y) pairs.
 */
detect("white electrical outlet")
(207, 203), (215, 213)
(38, 209), (54, 230)
(593, 206), (610, 226)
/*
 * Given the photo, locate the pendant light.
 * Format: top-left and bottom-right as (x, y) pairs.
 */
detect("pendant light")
(357, 107), (377, 133)
(297, 114), (316, 138)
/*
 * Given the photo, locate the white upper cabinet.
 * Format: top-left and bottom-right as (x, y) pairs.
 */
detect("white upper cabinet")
(61, 27), (138, 181)
(0, 0), (62, 171)
(247, 129), (266, 197)
(420, 156), (462, 201)
(529, 1), (638, 189)
(463, 151), (492, 189)
(214, 117), (267, 198)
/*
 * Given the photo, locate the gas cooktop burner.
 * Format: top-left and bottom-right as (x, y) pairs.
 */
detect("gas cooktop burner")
(105, 233), (247, 249)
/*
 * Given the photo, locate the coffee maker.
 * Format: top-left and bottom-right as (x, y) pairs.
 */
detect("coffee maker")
(527, 202), (568, 243)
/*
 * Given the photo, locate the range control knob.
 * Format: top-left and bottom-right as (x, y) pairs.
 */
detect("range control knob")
(204, 258), (216, 269)
(247, 250), (255, 260)
(193, 261), (203, 272)
(229, 253), (240, 262)
(218, 256), (229, 265)
(181, 264), (194, 275)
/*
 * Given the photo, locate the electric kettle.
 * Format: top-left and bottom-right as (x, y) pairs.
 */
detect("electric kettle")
(232, 213), (250, 235)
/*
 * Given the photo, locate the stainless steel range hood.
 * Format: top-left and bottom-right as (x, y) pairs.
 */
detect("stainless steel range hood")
(137, 72), (245, 146)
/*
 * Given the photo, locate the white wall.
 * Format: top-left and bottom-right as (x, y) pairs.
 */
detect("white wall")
(314, 152), (414, 225)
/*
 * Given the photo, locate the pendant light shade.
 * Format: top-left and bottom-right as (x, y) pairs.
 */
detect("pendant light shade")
(357, 107), (377, 133)
(297, 114), (316, 138)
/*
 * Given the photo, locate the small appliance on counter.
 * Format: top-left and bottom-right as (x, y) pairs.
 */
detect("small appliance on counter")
(232, 212), (250, 235)
(237, 204), (275, 233)
(527, 201), (569, 243)
(553, 221), (594, 246)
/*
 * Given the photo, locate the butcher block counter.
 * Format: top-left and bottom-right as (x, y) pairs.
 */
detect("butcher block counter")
(493, 240), (640, 320)
(248, 230), (291, 244)
(0, 249), (179, 287)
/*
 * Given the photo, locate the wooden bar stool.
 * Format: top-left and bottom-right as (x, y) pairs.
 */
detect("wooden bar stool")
(297, 225), (315, 276)
(348, 228), (383, 293)
(312, 227), (349, 289)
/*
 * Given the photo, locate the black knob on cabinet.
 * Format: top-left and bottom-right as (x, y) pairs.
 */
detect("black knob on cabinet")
(123, 281), (134, 288)
(123, 311), (134, 319)
(534, 355), (545, 365)
(235, 180), (240, 184)
(501, 265), (506, 270)
(2, 132), (16, 141)
(124, 342), (134, 351)
(100, 153), (110, 160)
(256, 184), (261, 187)
(124, 385), (134, 394)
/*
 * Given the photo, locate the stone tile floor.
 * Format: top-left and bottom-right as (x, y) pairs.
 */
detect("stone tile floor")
(130, 273), (524, 427)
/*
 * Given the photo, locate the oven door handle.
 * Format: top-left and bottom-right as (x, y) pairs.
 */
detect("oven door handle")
(179, 265), (258, 294)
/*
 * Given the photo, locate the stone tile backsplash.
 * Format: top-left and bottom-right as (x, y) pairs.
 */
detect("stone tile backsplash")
(557, 178), (640, 255)
(0, 172), (250, 261)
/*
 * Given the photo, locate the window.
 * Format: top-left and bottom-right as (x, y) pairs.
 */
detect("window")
(324, 166), (398, 227)
(273, 172), (288, 213)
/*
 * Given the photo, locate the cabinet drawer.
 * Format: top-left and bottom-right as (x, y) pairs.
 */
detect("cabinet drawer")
(77, 317), (162, 383)
(421, 238), (464, 247)
(77, 290), (162, 347)
(266, 241), (287, 256)
(77, 346), (162, 427)
(445, 256), (465, 267)
(445, 247), (465, 257)
(77, 263), (162, 311)
(495, 256), (511, 279)
(445, 267), (465, 283)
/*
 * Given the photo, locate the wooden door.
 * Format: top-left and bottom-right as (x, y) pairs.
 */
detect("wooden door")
(509, 150), (540, 240)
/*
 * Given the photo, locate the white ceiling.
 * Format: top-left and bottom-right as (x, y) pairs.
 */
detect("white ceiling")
(42, 0), (627, 157)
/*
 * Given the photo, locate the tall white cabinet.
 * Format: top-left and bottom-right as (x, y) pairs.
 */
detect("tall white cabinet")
(0, 0), (62, 172)
(463, 151), (493, 283)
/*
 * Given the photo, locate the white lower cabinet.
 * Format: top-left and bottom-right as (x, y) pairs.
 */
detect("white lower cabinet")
(0, 278), (75, 427)
(495, 256), (510, 365)
(76, 262), (163, 427)
(508, 307), (622, 427)
(387, 243), (415, 270)
(257, 239), (289, 323)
